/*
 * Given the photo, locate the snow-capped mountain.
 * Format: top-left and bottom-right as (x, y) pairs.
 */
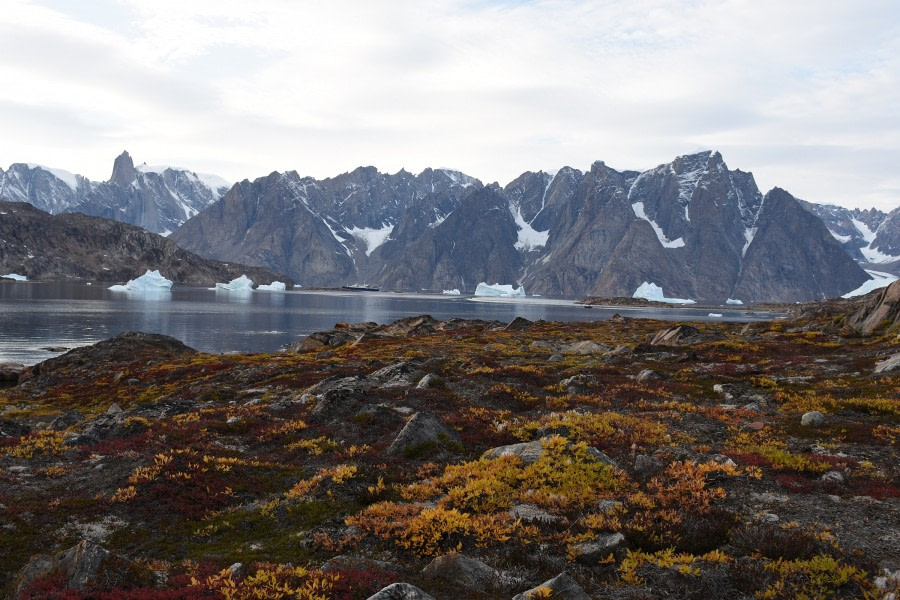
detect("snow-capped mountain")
(799, 201), (900, 273)
(172, 151), (872, 303)
(0, 151), (229, 235)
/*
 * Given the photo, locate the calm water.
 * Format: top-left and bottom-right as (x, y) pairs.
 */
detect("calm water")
(0, 282), (780, 365)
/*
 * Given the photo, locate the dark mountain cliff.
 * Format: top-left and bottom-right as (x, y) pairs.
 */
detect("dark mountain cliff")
(0, 201), (289, 286)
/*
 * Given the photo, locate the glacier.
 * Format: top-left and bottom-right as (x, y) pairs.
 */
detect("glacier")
(474, 282), (526, 297)
(109, 269), (173, 292)
(216, 275), (254, 291)
(841, 270), (898, 299)
(632, 282), (695, 304)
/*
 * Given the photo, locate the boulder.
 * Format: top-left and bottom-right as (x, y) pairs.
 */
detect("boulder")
(512, 572), (590, 600)
(386, 411), (461, 457)
(560, 340), (610, 355)
(369, 362), (424, 388)
(572, 532), (626, 564)
(377, 315), (439, 337)
(844, 279), (900, 335)
(308, 376), (369, 421)
(416, 374), (443, 389)
(650, 325), (703, 346)
(559, 374), (600, 393)
(504, 316), (533, 331)
(366, 583), (435, 600)
(421, 553), (497, 590)
(636, 369), (668, 382)
(874, 352), (900, 374)
(0, 362), (25, 383)
(0, 419), (30, 438)
(16, 540), (139, 594)
(801, 411), (825, 428)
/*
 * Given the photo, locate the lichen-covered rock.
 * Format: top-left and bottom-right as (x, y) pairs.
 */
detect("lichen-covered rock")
(801, 411), (825, 427)
(386, 411), (461, 457)
(845, 279), (900, 335)
(874, 352), (900, 373)
(512, 572), (590, 600)
(483, 439), (617, 468)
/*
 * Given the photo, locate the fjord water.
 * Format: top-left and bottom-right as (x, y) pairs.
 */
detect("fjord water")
(0, 282), (777, 365)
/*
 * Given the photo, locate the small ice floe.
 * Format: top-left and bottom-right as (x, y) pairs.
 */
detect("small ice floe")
(109, 269), (173, 292)
(726, 298), (743, 305)
(474, 282), (525, 297)
(257, 281), (286, 291)
(708, 313), (723, 318)
(442, 289), (461, 295)
(215, 275), (254, 291)
(1, 273), (27, 281)
(632, 282), (695, 304)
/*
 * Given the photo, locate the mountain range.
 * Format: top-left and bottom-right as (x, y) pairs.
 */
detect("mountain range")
(0, 151), (228, 235)
(2, 150), (898, 303)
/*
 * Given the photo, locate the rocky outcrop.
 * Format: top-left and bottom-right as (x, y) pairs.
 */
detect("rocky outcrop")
(386, 411), (461, 457)
(0, 200), (291, 285)
(844, 279), (900, 335)
(366, 583), (435, 600)
(16, 540), (142, 595)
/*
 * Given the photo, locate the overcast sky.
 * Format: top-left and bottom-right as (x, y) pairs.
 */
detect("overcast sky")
(1, 0), (898, 211)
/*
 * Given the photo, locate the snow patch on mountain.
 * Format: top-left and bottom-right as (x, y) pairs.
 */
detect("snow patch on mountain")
(853, 218), (899, 263)
(742, 227), (757, 257)
(829, 230), (853, 243)
(512, 205), (549, 251)
(632, 202), (685, 248)
(348, 224), (394, 256)
(674, 165), (705, 222)
(26, 164), (79, 190)
(633, 282), (695, 304)
(841, 270), (898, 298)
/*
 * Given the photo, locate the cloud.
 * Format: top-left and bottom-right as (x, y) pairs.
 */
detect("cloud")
(0, 0), (897, 211)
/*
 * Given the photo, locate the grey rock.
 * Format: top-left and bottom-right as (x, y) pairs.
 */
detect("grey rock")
(636, 368), (668, 382)
(416, 373), (443, 389)
(321, 555), (398, 573)
(634, 454), (664, 476)
(50, 411), (84, 431)
(573, 532), (625, 564)
(366, 582), (435, 600)
(386, 411), (461, 457)
(801, 411), (826, 427)
(548, 354), (565, 362)
(421, 553), (497, 590)
(596, 499), (623, 513)
(558, 374), (600, 393)
(509, 504), (564, 524)
(874, 352), (900, 374)
(0, 362), (25, 382)
(16, 540), (132, 594)
(0, 419), (31, 438)
(483, 439), (617, 468)
(560, 340), (610, 355)
(821, 471), (846, 485)
(106, 403), (124, 415)
(512, 572), (591, 600)
(650, 325), (703, 346)
(369, 361), (423, 388)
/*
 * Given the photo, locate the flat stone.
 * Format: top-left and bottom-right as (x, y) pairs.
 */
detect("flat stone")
(573, 532), (625, 564)
(509, 504), (564, 524)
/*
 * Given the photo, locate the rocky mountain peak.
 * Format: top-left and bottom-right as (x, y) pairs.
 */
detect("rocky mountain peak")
(109, 151), (136, 188)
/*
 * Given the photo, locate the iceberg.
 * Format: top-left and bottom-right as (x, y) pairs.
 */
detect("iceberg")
(257, 281), (286, 291)
(109, 269), (173, 292)
(632, 282), (696, 305)
(841, 270), (898, 299)
(1, 273), (27, 281)
(216, 275), (254, 291)
(708, 313), (723, 318)
(474, 282), (526, 297)
(442, 289), (461, 295)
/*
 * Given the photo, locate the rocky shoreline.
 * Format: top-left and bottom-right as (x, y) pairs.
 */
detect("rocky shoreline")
(0, 283), (897, 599)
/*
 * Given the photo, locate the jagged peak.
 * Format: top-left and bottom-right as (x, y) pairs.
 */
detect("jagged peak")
(109, 151), (136, 187)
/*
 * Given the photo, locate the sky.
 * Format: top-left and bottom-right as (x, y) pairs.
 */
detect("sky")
(0, 0), (898, 211)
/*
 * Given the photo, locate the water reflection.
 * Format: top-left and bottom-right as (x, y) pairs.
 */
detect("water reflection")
(0, 283), (781, 365)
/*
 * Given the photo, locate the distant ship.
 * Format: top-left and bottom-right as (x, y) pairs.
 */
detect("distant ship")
(342, 285), (380, 292)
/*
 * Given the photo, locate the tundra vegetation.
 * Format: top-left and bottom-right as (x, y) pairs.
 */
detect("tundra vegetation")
(0, 296), (897, 599)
